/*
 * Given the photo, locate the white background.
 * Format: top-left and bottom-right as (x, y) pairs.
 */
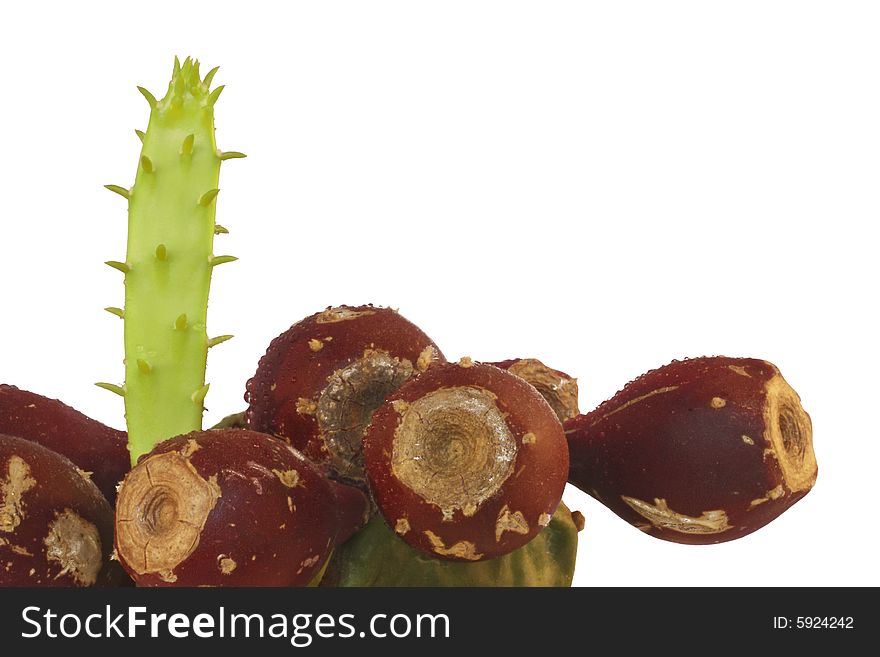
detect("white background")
(1, 1), (877, 586)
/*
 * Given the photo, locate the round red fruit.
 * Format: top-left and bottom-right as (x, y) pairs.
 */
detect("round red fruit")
(364, 359), (568, 562)
(245, 305), (444, 485)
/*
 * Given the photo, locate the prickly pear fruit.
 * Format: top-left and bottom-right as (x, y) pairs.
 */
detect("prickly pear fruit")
(565, 356), (817, 544)
(0, 434), (120, 586)
(114, 429), (369, 587)
(0, 385), (128, 503)
(245, 305), (444, 486)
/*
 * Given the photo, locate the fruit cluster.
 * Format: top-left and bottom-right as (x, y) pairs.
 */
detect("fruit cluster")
(1, 305), (817, 587)
(0, 59), (817, 587)
(116, 304), (577, 585)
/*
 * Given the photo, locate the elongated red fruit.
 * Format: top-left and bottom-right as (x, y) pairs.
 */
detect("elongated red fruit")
(364, 359), (568, 561)
(0, 385), (129, 503)
(114, 429), (369, 586)
(0, 434), (119, 586)
(565, 357), (817, 544)
(489, 358), (580, 422)
(245, 305), (444, 486)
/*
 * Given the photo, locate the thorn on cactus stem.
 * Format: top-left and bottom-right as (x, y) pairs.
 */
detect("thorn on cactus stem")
(198, 188), (220, 207)
(207, 85), (224, 106)
(203, 66), (219, 88)
(173, 56), (181, 76)
(135, 129), (145, 143)
(104, 184), (130, 200)
(105, 260), (130, 274)
(219, 151), (247, 161)
(136, 359), (152, 375)
(180, 134), (195, 156)
(191, 384), (210, 405)
(140, 155), (154, 174)
(155, 244), (167, 261)
(104, 307), (125, 319)
(209, 255), (237, 267)
(96, 382), (126, 397)
(137, 86), (157, 108)
(207, 335), (234, 348)
(174, 314), (188, 331)
(214, 224), (229, 235)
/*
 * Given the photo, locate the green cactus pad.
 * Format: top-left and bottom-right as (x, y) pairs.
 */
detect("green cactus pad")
(210, 411), (246, 430)
(106, 57), (241, 463)
(320, 502), (579, 587)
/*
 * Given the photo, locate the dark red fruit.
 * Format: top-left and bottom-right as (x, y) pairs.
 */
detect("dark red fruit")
(363, 359), (569, 562)
(489, 358), (580, 422)
(565, 356), (817, 544)
(0, 434), (118, 586)
(114, 429), (369, 587)
(0, 385), (129, 503)
(245, 305), (444, 485)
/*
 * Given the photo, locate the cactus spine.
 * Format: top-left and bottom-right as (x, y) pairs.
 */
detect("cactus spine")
(103, 57), (242, 463)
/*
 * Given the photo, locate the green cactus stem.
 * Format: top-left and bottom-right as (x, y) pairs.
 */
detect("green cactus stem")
(102, 57), (243, 464)
(321, 503), (580, 587)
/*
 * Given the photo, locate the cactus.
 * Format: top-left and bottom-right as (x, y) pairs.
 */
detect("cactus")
(100, 57), (243, 463)
(320, 503), (580, 587)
